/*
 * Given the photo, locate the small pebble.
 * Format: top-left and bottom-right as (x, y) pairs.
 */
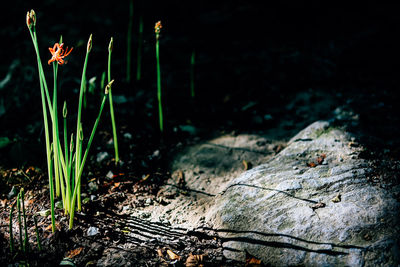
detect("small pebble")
(87, 226), (99, 236)
(145, 198), (153, 206)
(37, 209), (51, 217)
(96, 151), (109, 163)
(106, 171), (114, 180)
(55, 201), (63, 209)
(123, 132), (132, 139)
(8, 186), (18, 199)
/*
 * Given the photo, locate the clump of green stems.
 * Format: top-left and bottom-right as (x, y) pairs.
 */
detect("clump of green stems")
(190, 49), (196, 98)
(126, 0), (134, 82)
(108, 37), (120, 165)
(9, 188), (41, 255)
(155, 21), (164, 132)
(26, 10), (112, 230)
(136, 15), (144, 81)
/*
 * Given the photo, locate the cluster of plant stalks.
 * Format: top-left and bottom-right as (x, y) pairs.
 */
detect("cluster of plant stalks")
(26, 10), (114, 231)
(9, 188), (42, 263)
(126, 3), (197, 132)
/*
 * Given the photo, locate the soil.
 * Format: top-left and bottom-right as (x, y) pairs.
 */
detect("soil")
(1, 1), (399, 266)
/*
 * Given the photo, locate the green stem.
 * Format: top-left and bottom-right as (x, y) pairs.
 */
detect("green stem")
(63, 111), (71, 213)
(108, 41), (119, 164)
(156, 35), (163, 132)
(28, 26), (56, 232)
(190, 50), (195, 98)
(20, 189), (29, 253)
(9, 202), (15, 253)
(33, 215), (42, 251)
(52, 63), (61, 197)
(16, 193), (23, 251)
(136, 16), (143, 81)
(75, 37), (91, 212)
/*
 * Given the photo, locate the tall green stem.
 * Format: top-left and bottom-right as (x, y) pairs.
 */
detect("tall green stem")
(16, 194), (23, 251)
(52, 63), (61, 197)
(28, 26), (56, 232)
(190, 50), (196, 98)
(75, 35), (92, 212)
(108, 38), (119, 164)
(20, 189), (29, 253)
(9, 202), (15, 253)
(156, 34), (163, 132)
(136, 16), (143, 81)
(33, 215), (42, 251)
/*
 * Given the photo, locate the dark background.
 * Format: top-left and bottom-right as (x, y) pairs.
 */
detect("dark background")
(0, 1), (399, 166)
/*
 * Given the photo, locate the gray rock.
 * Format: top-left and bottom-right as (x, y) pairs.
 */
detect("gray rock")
(87, 226), (99, 236)
(96, 151), (109, 163)
(204, 121), (400, 266)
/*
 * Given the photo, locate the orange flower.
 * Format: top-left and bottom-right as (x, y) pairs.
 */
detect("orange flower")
(48, 43), (73, 65)
(154, 21), (162, 34)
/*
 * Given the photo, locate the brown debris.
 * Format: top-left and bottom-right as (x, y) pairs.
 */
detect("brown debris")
(310, 202), (326, 211)
(185, 253), (206, 267)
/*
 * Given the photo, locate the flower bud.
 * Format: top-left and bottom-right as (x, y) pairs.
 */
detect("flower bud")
(70, 133), (74, 152)
(108, 37), (113, 52)
(26, 11), (32, 28)
(105, 79), (114, 94)
(63, 101), (67, 118)
(30, 10), (36, 26)
(87, 34), (93, 52)
(79, 124), (84, 141)
(155, 21), (162, 34)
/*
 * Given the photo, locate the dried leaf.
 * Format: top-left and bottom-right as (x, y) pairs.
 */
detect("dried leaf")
(0, 199), (7, 208)
(307, 162), (317, 168)
(185, 253), (206, 267)
(242, 160), (253, 171)
(245, 251), (262, 266)
(111, 182), (121, 191)
(331, 193), (341, 203)
(247, 257), (262, 265)
(65, 247), (84, 258)
(167, 249), (181, 260)
(139, 174), (150, 183)
(157, 249), (164, 258)
(311, 202), (326, 211)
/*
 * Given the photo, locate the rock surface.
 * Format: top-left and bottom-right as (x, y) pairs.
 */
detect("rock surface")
(127, 121), (400, 266)
(205, 121), (400, 266)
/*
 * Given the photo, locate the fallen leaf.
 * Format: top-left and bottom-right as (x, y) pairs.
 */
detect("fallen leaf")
(167, 249), (181, 260)
(242, 160), (252, 171)
(65, 247), (84, 258)
(111, 182), (121, 191)
(247, 257), (262, 265)
(185, 253), (206, 267)
(245, 251), (262, 266)
(331, 193), (341, 203)
(311, 202), (326, 211)
(139, 174), (150, 183)
(307, 162), (317, 168)
(112, 173), (125, 179)
(0, 199), (7, 208)
(157, 249), (164, 258)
